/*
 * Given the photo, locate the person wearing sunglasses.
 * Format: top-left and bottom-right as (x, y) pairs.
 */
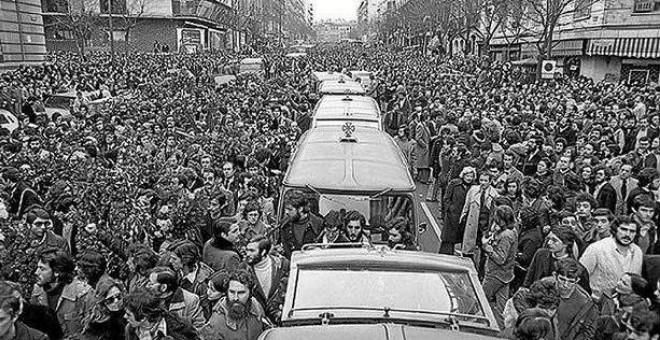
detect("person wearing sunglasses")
(82, 280), (127, 340)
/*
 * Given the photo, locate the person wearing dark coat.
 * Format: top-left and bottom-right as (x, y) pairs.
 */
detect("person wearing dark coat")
(246, 235), (289, 324)
(81, 279), (127, 340)
(2, 167), (42, 218)
(124, 289), (199, 340)
(511, 207), (545, 293)
(592, 165), (617, 214)
(278, 195), (322, 259)
(0, 281), (53, 340)
(202, 220), (243, 272)
(440, 166), (476, 255)
(523, 226), (591, 294)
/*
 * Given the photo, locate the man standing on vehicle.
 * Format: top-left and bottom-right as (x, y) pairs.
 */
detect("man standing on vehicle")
(279, 194), (322, 259)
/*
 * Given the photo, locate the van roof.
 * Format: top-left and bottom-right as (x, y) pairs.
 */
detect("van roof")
(318, 80), (366, 95)
(313, 96), (381, 129)
(314, 95), (380, 116)
(283, 127), (414, 193)
(312, 71), (349, 82)
(241, 58), (263, 64)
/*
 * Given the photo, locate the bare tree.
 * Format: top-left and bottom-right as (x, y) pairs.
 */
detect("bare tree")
(522, 0), (595, 59)
(118, 0), (146, 54)
(498, 0), (535, 60)
(447, 0), (482, 54)
(477, 0), (511, 55)
(47, 0), (100, 55)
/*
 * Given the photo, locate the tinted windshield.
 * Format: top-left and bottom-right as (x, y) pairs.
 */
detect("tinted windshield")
(280, 188), (414, 231)
(294, 269), (484, 319)
(0, 114), (9, 124)
(44, 96), (72, 109)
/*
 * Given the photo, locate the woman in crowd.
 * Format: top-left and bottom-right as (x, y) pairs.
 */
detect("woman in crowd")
(523, 225), (590, 293)
(481, 205), (518, 329)
(82, 280), (127, 340)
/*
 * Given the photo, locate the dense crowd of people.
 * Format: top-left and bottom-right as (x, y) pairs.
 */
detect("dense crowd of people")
(0, 45), (659, 340)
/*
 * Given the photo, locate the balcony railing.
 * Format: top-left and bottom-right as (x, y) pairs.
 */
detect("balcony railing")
(633, 0), (660, 13)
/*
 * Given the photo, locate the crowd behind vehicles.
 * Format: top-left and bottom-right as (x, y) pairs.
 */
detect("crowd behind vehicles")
(0, 45), (658, 340)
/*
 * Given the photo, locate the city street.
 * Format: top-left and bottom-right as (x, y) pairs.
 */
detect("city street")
(2, 0), (660, 339)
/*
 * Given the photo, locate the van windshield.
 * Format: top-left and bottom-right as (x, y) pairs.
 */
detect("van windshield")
(293, 269), (485, 321)
(280, 188), (414, 232)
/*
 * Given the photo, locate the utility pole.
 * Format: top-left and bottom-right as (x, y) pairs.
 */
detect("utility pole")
(107, 0), (115, 64)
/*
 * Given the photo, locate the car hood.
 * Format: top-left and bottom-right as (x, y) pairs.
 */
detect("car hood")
(259, 324), (501, 340)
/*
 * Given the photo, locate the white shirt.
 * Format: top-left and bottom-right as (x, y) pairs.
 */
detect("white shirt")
(580, 237), (643, 298)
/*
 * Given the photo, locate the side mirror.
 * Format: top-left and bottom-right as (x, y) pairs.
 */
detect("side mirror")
(418, 222), (428, 235)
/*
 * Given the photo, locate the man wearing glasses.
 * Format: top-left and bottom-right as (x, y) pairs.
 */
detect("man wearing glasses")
(539, 257), (598, 340)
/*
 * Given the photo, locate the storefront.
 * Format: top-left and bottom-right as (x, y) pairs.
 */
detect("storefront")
(583, 37), (660, 83)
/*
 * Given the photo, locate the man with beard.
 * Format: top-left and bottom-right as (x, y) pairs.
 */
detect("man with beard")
(592, 165), (617, 214)
(245, 235), (289, 323)
(30, 249), (93, 338)
(344, 211), (371, 244)
(147, 266), (206, 331)
(279, 194), (321, 259)
(580, 215), (643, 300)
(77, 250), (114, 293)
(1, 167), (42, 218)
(627, 167), (660, 214)
(521, 137), (547, 177)
(201, 270), (270, 340)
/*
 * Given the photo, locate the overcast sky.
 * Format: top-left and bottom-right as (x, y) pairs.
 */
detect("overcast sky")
(313, 0), (359, 22)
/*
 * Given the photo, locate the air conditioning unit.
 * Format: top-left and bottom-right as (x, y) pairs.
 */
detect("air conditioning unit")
(541, 60), (557, 79)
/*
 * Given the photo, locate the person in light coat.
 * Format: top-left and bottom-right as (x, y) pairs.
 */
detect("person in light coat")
(460, 170), (499, 270)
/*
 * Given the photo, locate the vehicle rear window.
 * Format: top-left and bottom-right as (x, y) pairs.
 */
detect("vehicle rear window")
(280, 189), (414, 231)
(293, 269), (484, 318)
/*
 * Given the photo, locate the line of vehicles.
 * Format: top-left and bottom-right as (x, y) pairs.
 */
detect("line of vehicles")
(0, 90), (114, 134)
(263, 70), (503, 339)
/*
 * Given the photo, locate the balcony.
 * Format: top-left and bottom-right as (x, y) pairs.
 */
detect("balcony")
(633, 0), (660, 13)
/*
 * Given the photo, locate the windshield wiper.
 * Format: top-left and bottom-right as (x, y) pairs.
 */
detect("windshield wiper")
(289, 306), (490, 326)
(370, 187), (393, 199)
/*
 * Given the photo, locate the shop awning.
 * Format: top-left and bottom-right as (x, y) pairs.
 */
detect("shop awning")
(511, 57), (537, 65)
(586, 38), (660, 58)
(489, 44), (520, 53)
(551, 39), (584, 56)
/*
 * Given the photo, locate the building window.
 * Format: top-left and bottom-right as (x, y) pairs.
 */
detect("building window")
(633, 0), (660, 12)
(50, 28), (74, 40)
(574, 0), (592, 19)
(41, 0), (69, 13)
(100, 0), (127, 14)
